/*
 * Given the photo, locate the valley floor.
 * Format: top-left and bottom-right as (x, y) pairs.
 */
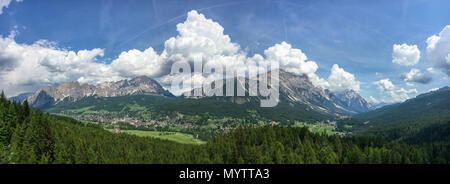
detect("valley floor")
(107, 129), (206, 145)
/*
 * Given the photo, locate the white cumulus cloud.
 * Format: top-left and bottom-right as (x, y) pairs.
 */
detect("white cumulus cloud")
(396, 88), (417, 94)
(373, 78), (416, 103)
(399, 68), (432, 84)
(374, 78), (395, 91)
(427, 67), (436, 73)
(426, 25), (450, 76)
(263, 42), (329, 89)
(0, 10), (362, 97)
(368, 96), (380, 104)
(392, 43), (421, 66)
(387, 90), (410, 103)
(0, 32), (124, 96)
(164, 10), (240, 59)
(0, 0), (22, 15)
(327, 64), (360, 92)
(110, 47), (167, 78)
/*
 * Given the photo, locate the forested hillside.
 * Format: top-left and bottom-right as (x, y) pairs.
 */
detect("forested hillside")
(46, 94), (328, 123)
(354, 87), (450, 126)
(1, 92), (449, 164)
(353, 87), (450, 143)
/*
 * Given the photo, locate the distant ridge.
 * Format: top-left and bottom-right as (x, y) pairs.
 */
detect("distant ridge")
(354, 86), (450, 126)
(8, 92), (34, 103)
(18, 70), (372, 117)
(25, 76), (174, 108)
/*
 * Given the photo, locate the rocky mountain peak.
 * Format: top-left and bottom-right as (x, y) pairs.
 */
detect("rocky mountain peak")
(130, 75), (153, 83)
(332, 89), (371, 113)
(185, 69), (371, 116)
(26, 76), (174, 108)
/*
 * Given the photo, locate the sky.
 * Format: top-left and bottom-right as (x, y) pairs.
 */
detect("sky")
(0, 0), (449, 104)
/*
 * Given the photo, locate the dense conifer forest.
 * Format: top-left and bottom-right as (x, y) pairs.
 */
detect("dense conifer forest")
(1, 92), (449, 164)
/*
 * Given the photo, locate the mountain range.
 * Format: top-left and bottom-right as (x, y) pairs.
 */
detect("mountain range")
(8, 92), (34, 103)
(20, 76), (172, 109)
(184, 70), (372, 117)
(12, 70), (372, 119)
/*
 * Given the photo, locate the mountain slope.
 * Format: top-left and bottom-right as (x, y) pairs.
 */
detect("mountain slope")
(185, 70), (371, 117)
(331, 90), (372, 113)
(275, 71), (371, 116)
(46, 94), (329, 124)
(28, 70), (371, 123)
(8, 92), (34, 103)
(370, 102), (395, 110)
(354, 86), (450, 126)
(26, 76), (173, 108)
(352, 86), (450, 142)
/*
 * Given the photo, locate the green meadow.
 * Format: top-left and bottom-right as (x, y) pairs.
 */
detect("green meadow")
(293, 122), (337, 135)
(122, 130), (206, 145)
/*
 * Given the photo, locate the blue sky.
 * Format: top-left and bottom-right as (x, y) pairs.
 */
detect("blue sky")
(0, 0), (449, 103)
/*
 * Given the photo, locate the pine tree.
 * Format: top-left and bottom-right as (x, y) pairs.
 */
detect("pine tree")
(303, 142), (319, 164)
(23, 100), (30, 119)
(39, 154), (49, 164)
(0, 119), (10, 146)
(411, 149), (424, 164)
(10, 123), (26, 163)
(345, 146), (367, 164)
(319, 146), (339, 164)
(0, 91), (6, 103)
(54, 143), (70, 164)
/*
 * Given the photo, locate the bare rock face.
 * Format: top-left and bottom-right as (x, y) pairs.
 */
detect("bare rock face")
(27, 76), (173, 108)
(185, 69), (371, 116)
(330, 89), (371, 113)
(27, 90), (55, 109)
(274, 70), (371, 115)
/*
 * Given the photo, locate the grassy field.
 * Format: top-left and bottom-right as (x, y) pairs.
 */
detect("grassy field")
(293, 122), (337, 135)
(309, 126), (336, 135)
(122, 130), (206, 145)
(73, 106), (97, 115)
